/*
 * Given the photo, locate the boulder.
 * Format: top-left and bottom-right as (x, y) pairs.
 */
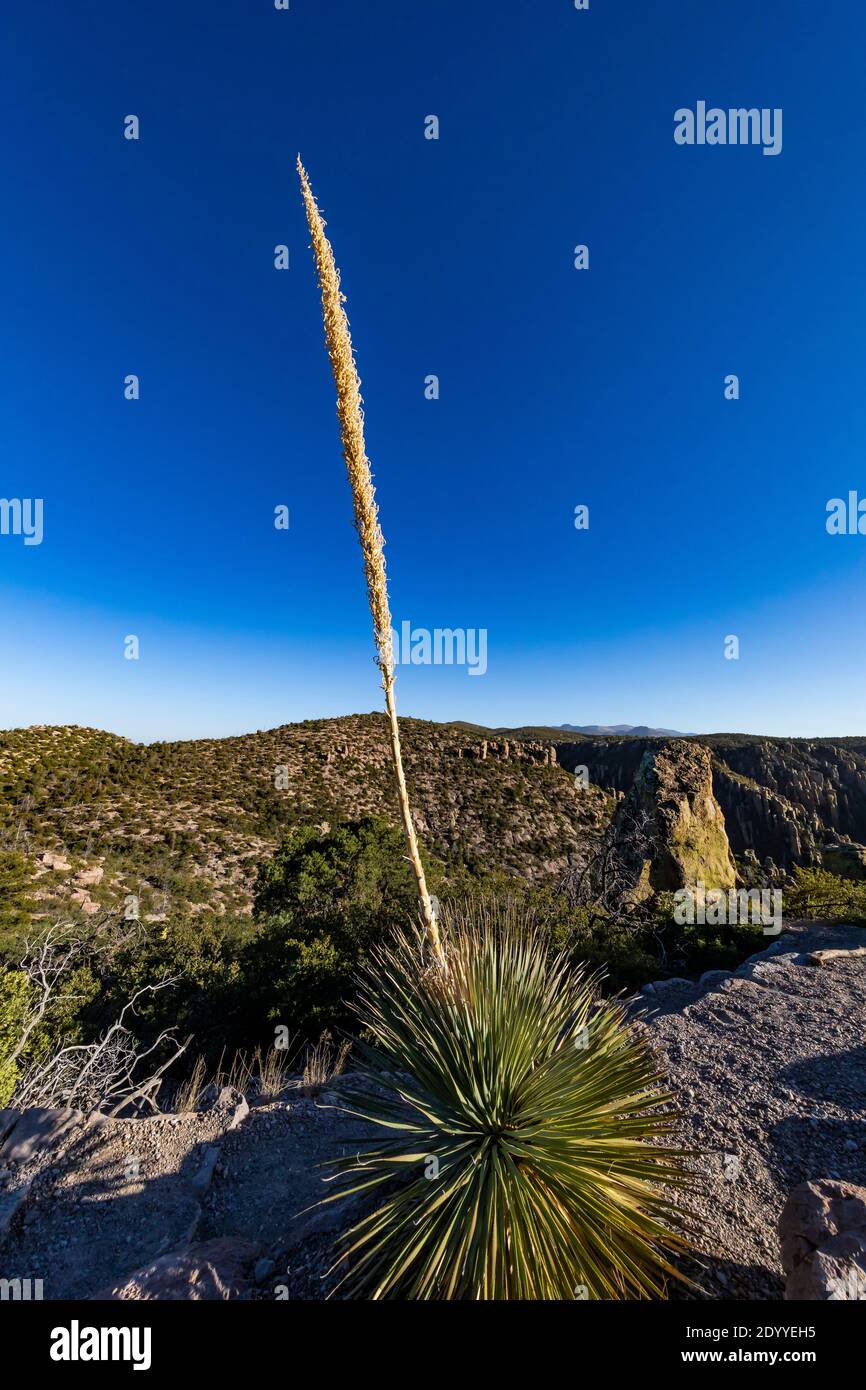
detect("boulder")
(90, 1237), (260, 1301)
(74, 865), (104, 887)
(779, 1180), (866, 1299)
(699, 969), (731, 992)
(70, 889), (100, 916)
(213, 1087), (249, 1132)
(0, 1107), (84, 1164)
(38, 850), (71, 872)
(822, 842), (866, 882)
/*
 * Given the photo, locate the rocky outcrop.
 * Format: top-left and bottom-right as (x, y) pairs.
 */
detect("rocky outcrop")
(822, 841), (866, 882)
(779, 1180), (866, 1299)
(613, 740), (737, 895)
(36, 850), (71, 872)
(455, 739), (557, 766)
(322, 742), (350, 763)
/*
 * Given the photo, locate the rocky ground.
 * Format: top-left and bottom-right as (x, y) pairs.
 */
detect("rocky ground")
(632, 919), (866, 1298)
(0, 1083), (377, 1300)
(1, 919), (864, 1300)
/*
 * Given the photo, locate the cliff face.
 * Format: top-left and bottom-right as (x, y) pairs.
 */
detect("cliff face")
(710, 740), (866, 870)
(711, 762), (822, 870)
(613, 740), (737, 894)
(554, 737), (652, 792)
(555, 734), (866, 875)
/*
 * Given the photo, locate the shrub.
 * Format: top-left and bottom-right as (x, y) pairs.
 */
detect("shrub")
(0, 968), (31, 1106)
(678, 921), (767, 972)
(785, 866), (866, 923)
(105, 912), (252, 1059)
(253, 817), (424, 923)
(546, 899), (664, 990)
(326, 905), (691, 1299)
(247, 818), (443, 1039)
(0, 849), (33, 952)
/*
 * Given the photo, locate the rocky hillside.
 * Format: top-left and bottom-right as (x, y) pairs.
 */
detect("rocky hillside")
(0, 717), (613, 924)
(3, 717), (866, 929)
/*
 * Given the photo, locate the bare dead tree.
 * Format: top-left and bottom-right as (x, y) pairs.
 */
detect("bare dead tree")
(13, 982), (190, 1116)
(556, 807), (687, 973)
(559, 806), (656, 917)
(12, 978), (191, 1117)
(7, 922), (93, 1072)
(8, 920), (185, 1116)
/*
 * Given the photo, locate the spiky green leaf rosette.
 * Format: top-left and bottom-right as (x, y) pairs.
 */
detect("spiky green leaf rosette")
(323, 905), (692, 1299)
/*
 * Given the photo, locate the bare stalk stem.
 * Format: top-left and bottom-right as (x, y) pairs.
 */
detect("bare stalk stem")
(297, 157), (444, 965)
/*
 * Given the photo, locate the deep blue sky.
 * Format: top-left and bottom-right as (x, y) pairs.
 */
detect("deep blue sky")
(2, 0), (865, 741)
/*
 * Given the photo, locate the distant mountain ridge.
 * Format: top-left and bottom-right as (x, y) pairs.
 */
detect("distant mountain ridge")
(558, 724), (692, 738)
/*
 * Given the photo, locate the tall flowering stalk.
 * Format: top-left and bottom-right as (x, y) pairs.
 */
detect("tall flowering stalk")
(297, 158), (444, 966)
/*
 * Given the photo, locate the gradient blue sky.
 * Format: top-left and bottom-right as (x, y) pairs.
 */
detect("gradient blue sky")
(1, 0), (865, 742)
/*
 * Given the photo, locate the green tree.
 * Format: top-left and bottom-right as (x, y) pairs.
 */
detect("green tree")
(0, 850), (33, 952)
(0, 968), (31, 1106)
(105, 913), (251, 1059)
(248, 818), (441, 1039)
(785, 865), (866, 922)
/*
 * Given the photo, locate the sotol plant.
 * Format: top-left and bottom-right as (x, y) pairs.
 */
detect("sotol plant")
(325, 906), (691, 1299)
(298, 158), (443, 965)
(298, 164), (691, 1298)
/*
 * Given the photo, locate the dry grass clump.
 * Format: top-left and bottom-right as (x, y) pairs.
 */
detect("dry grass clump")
(172, 1044), (297, 1110)
(253, 1045), (298, 1101)
(302, 1029), (351, 1098)
(173, 1053), (208, 1113)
